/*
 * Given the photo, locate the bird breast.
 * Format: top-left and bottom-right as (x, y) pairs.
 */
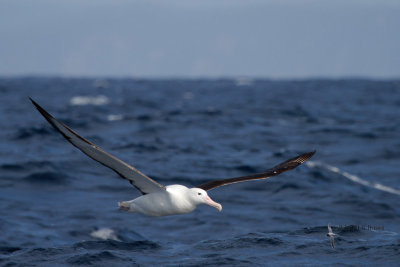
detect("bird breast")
(132, 186), (195, 216)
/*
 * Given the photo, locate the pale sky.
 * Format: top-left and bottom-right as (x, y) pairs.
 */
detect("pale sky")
(1, 0), (399, 78)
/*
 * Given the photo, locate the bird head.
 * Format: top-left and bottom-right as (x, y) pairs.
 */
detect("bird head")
(188, 188), (222, 212)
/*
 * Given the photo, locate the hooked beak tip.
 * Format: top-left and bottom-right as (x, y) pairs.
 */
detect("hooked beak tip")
(212, 203), (222, 212)
(205, 196), (222, 212)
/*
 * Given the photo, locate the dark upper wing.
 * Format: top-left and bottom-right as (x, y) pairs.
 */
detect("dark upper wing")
(197, 150), (315, 191)
(30, 98), (165, 195)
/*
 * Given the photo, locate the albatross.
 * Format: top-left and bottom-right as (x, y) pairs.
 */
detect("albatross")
(30, 98), (315, 217)
(327, 224), (337, 248)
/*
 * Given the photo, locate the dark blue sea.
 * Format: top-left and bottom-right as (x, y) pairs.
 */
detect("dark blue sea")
(0, 77), (399, 266)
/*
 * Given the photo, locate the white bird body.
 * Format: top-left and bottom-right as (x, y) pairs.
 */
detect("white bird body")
(30, 98), (315, 218)
(119, 185), (220, 216)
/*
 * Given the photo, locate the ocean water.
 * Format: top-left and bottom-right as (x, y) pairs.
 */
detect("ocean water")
(0, 77), (399, 266)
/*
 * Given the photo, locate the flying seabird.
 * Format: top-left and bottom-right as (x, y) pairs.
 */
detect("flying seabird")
(327, 224), (337, 248)
(30, 98), (315, 217)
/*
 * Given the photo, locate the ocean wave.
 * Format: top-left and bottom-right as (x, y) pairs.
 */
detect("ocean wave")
(13, 126), (52, 140)
(273, 183), (302, 193)
(67, 251), (121, 265)
(73, 240), (159, 251)
(0, 246), (21, 254)
(0, 160), (55, 172)
(196, 233), (284, 250)
(306, 161), (400, 196)
(21, 171), (70, 185)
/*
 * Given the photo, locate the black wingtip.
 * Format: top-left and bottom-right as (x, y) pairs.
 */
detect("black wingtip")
(302, 150), (316, 158)
(297, 150), (316, 163)
(29, 97), (36, 105)
(29, 98), (52, 118)
(307, 150), (316, 157)
(29, 97), (41, 111)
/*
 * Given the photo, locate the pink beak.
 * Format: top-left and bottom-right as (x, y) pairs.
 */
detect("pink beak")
(205, 196), (222, 211)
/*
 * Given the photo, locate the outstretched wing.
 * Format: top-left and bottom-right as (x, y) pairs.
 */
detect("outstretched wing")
(30, 98), (165, 195)
(328, 224), (333, 234)
(197, 150), (315, 191)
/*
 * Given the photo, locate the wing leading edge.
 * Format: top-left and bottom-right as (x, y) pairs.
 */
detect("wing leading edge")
(30, 98), (165, 195)
(197, 150), (315, 191)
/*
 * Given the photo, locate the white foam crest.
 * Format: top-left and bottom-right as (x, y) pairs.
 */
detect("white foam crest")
(306, 161), (400, 196)
(70, 95), (109, 106)
(90, 227), (121, 241)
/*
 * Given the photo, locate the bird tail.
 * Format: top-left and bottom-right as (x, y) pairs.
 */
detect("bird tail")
(118, 201), (133, 211)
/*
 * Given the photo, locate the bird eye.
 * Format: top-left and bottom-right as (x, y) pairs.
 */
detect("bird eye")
(198, 192), (202, 195)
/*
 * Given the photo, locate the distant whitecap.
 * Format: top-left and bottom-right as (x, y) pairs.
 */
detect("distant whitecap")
(235, 77), (253, 87)
(107, 114), (123, 121)
(70, 95), (109, 106)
